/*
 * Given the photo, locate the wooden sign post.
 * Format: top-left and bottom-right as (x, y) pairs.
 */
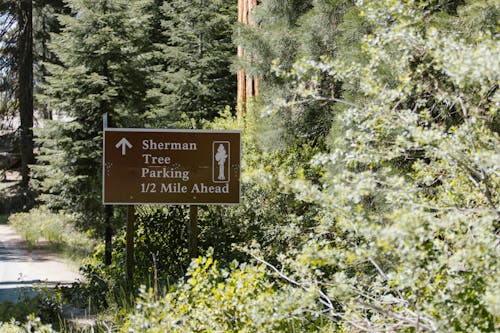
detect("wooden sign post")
(189, 205), (199, 258)
(126, 205), (135, 284)
(102, 118), (241, 283)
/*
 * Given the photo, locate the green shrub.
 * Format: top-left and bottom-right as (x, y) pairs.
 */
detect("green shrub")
(74, 205), (190, 312)
(0, 287), (63, 327)
(241, 1), (500, 331)
(8, 208), (93, 256)
(0, 315), (57, 333)
(0, 316), (57, 333)
(121, 254), (321, 332)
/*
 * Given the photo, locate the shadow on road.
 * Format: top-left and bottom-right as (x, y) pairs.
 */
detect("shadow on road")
(0, 286), (39, 304)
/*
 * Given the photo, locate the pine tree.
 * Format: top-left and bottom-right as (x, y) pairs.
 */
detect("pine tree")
(36, 0), (154, 225)
(1, 0), (68, 188)
(235, 0), (360, 143)
(0, 0), (35, 186)
(33, 0), (69, 119)
(0, 2), (17, 118)
(148, 0), (237, 124)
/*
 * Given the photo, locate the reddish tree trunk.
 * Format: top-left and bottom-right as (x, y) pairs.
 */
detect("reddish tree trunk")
(237, 0), (259, 119)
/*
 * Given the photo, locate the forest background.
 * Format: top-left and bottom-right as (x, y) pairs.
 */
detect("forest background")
(0, 0), (498, 332)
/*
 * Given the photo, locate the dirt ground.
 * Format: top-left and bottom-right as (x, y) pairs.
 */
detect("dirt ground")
(0, 224), (82, 303)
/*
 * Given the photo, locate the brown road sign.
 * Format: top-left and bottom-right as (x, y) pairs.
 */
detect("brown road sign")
(103, 128), (241, 205)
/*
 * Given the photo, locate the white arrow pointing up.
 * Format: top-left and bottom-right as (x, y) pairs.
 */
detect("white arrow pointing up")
(115, 137), (133, 156)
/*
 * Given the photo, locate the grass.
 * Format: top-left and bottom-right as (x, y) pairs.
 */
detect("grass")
(8, 207), (94, 260)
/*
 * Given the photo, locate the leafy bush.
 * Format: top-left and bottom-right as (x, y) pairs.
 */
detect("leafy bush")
(0, 287), (63, 327)
(0, 315), (57, 333)
(203, 107), (324, 263)
(251, 1), (500, 331)
(75, 205), (190, 311)
(121, 254), (321, 332)
(147, 1), (498, 332)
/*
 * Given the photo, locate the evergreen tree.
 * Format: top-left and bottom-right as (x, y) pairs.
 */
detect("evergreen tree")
(235, 0), (360, 143)
(0, 2), (17, 119)
(1, 0), (68, 188)
(148, 0), (237, 125)
(0, 0), (35, 186)
(1, 0), (68, 119)
(35, 0), (154, 226)
(33, 0), (69, 119)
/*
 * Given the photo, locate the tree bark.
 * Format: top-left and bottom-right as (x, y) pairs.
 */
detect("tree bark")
(17, 0), (34, 187)
(237, 0), (246, 119)
(237, 0), (258, 120)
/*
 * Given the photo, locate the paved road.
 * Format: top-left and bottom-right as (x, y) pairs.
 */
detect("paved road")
(0, 224), (82, 303)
